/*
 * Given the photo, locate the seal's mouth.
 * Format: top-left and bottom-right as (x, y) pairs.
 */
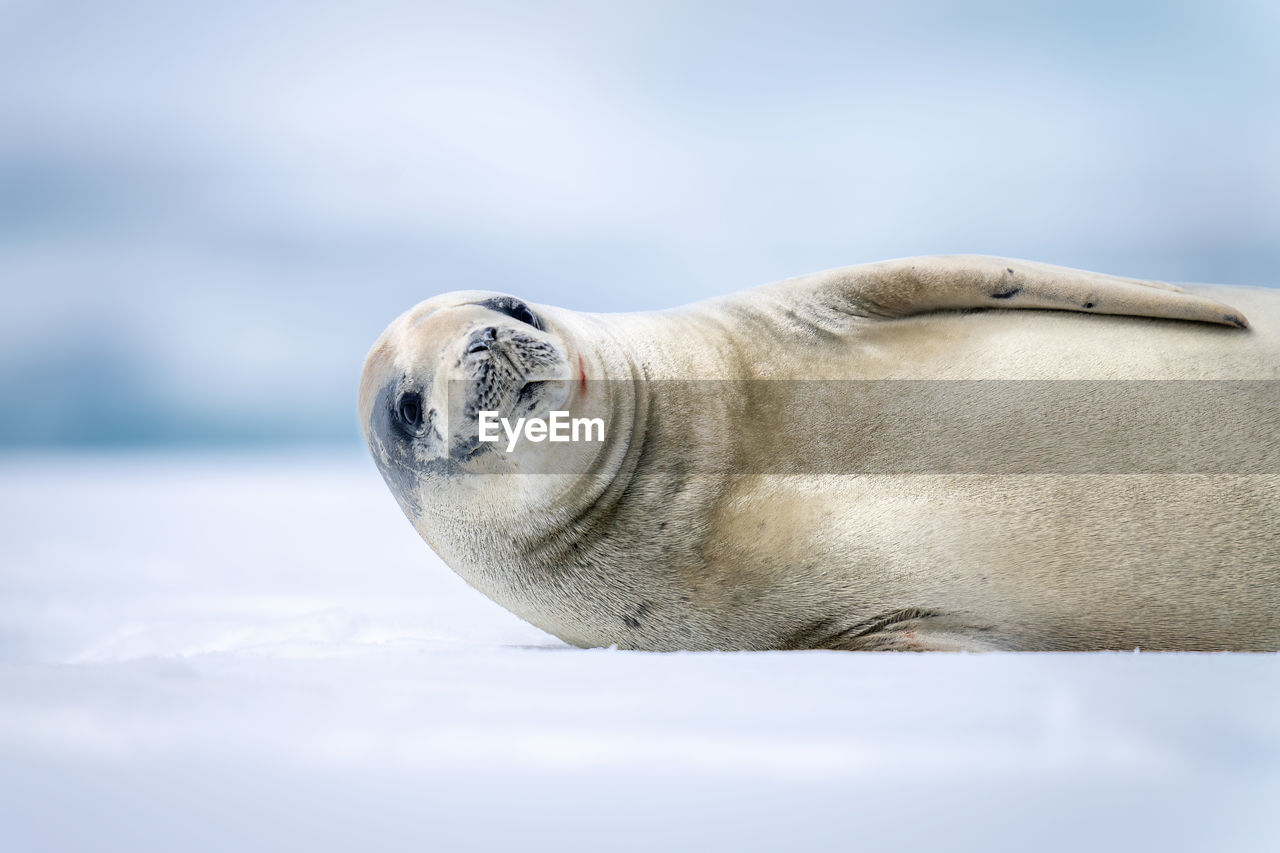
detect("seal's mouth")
(448, 371), (570, 465)
(514, 380), (549, 409)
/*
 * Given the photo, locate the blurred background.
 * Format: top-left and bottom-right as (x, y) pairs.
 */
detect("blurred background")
(2, 0), (1277, 447)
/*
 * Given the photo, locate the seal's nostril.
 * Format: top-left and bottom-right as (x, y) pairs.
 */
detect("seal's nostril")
(466, 327), (498, 354)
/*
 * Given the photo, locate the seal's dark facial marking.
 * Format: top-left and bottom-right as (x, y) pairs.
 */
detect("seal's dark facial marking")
(474, 296), (543, 331)
(991, 285), (1021, 299)
(371, 382), (428, 515)
(1083, 302), (1095, 309)
(1223, 314), (1249, 329)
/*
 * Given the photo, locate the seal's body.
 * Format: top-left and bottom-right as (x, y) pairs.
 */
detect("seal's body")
(360, 256), (1279, 651)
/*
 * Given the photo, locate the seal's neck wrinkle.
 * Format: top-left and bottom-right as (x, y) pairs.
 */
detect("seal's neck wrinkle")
(518, 318), (653, 564)
(509, 306), (748, 563)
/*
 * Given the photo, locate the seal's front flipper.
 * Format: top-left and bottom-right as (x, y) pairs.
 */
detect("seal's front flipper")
(783, 607), (1011, 652)
(801, 255), (1250, 329)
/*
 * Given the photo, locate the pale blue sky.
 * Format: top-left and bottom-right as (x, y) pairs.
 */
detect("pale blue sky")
(1, 0), (1277, 444)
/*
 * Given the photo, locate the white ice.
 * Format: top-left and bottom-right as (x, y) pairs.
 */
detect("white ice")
(0, 453), (1276, 852)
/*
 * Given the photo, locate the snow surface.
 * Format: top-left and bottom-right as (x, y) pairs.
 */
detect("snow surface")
(1, 452), (1277, 852)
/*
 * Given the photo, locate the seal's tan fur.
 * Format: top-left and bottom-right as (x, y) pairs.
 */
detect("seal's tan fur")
(360, 256), (1278, 651)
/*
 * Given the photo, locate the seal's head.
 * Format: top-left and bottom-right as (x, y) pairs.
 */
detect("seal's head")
(359, 291), (573, 520)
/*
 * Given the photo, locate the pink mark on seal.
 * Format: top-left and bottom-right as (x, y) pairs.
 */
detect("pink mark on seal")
(577, 354), (587, 394)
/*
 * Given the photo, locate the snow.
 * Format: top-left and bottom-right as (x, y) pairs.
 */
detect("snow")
(1, 452), (1277, 852)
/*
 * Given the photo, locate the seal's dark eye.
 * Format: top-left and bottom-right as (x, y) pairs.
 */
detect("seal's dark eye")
(476, 296), (543, 331)
(396, 392), (422, 429)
